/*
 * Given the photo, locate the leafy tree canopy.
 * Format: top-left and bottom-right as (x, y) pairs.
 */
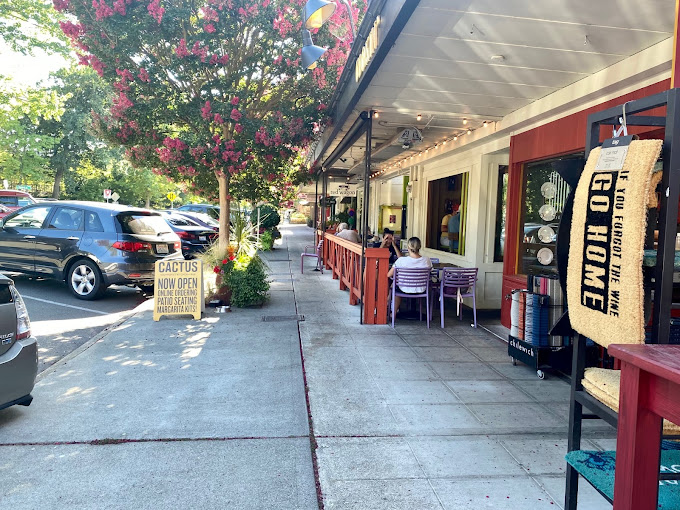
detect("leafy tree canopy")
(0, 0), (70, 55)
(58, 0), (365, 247)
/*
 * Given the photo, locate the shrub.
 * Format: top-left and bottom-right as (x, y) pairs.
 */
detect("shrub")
(260, 230), (274, 251)
(227, 255), (270, 307)
(306, 216), (313, 228)
(253, 203), (280, 229)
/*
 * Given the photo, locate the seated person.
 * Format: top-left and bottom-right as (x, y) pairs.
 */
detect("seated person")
(380, 228), (401, 264)
(387, 237), (432, 312)
(335, 222), (360, 243)
(447, 203), (461, 253)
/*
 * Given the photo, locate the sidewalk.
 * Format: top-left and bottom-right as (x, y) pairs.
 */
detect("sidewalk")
(0, 224), (613, 509)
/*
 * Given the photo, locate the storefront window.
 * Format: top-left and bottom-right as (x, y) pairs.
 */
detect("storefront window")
(426, 172), (469, 256)
(494, 165), (509, 262)
(519, 155), (583, 275)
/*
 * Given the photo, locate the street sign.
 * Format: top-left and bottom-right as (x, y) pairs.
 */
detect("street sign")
(111, 192), (120, 203)
(16, 184), (32, 191)
(103, 189), (112, 199)
(167, 191), (177, 202)
(153, 259), (203, 321)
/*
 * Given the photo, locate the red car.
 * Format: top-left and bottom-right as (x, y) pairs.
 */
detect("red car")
(0, 190), (37, 218)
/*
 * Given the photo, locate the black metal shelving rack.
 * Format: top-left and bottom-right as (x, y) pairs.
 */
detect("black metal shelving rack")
(563, 88), (680, 509)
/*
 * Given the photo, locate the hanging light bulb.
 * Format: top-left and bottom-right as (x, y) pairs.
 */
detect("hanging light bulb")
(483, 120), (488, 127)
(373, 111), (379, 119)
(442, 140), (447, 145)
(462, 118), (468, 125)
(416, 113), (422, 121)
(467, 128), (472, 135)
(453, 135), (458, 141)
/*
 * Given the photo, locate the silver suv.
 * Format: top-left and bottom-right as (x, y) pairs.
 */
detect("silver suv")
(0, 274), (37, 411)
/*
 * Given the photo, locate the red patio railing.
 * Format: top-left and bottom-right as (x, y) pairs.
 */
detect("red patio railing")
(319, 231), (390, 325)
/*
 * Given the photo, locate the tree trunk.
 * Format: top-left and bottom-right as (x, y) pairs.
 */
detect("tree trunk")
(52, 166), (65, 199)
(218, 172), (230, 253)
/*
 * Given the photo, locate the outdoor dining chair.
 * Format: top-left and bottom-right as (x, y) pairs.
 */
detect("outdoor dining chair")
(439, 267), (478, 329)
(300, 239), (323, 274)
(390, 267), (431, 328)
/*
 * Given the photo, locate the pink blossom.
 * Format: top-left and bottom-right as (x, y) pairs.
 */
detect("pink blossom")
(175, 39), (190, 58)
(113, 0), (126, 16)
(265, 154), (273, 162)
(53, 0), (69, 11)
(138, 68), (150, 82)
(317, 103), (327, 111)
(209, 54), (218, 65)
(90, 56), (105, 77)
(147, 0), (164, 24)
(201, 101), (212, 120)
(219, 54), (229, 65)
(234, 123), (243, 134)
(204, 23), (216, 33)
(230, 96), (239, 106)
(230, 108), (242, 121)
(111, 92), (134, 118)
(213, 113), (224, 124)
(59, 21), (83, 39)
(92, 0), (114, 20)
(273, 55), (283, 65)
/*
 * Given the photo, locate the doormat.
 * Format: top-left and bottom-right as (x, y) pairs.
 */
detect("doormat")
(261, 315), (305, 322)
(566, 449), (680, 506)
(567, 137), (662, 347)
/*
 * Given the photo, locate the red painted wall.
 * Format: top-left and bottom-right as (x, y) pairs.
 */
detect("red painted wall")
(500, 79), (671, 327)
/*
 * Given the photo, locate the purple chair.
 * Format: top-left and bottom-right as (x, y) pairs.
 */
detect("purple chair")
(439, 268), (478, 328)
(390, 267), (431, 328)
(301, 240), (323, 274)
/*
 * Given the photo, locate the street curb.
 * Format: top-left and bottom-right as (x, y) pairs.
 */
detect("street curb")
(36, 299), (153, 382)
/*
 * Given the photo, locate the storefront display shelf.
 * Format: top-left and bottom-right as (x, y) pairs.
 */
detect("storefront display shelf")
(507, 335), (571, 379)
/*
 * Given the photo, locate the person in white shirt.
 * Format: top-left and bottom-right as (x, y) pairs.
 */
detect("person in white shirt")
(387, 237), (432, 311)
(335, 222), (360, 243)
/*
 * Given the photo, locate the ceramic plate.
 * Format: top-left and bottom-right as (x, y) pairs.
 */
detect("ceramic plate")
(537, 247), (554, 265)
(539, 204), (556, 221)
(538, 225), (556, 243)
(541, 182), (557, 199)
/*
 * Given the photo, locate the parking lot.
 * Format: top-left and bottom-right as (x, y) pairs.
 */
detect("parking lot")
(6, 273), (149, 373)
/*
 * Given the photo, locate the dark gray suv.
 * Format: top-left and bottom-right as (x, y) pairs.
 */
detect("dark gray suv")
(0, 274), (37, 411)
(0, 202), (182, 300)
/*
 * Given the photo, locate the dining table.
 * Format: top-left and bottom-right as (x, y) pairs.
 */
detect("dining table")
(607, 344), (680, 510)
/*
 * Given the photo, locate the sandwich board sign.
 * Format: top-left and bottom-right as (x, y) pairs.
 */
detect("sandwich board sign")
(153, 259), (204, 321)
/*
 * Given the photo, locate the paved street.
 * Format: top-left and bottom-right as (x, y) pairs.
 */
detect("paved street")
(7, 273), (148, 373)
(0, 225), (614, 509)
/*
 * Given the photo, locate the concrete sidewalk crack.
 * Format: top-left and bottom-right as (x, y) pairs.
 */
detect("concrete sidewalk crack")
(0, 435), (310, 447)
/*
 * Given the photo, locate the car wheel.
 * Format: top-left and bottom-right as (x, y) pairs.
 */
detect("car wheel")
(68, 259), (105, 300)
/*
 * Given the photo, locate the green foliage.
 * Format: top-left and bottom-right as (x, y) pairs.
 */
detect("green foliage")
(306, 216), (313, 228)
(290, 211), (307, 224)
(253, 204), (280, 229)
(0, 80), (66, 184)
(334, 211), (350, 225)
(230, 211), (257, 258)
(0, 0), (70, 56)
(227, 254), (270, 308)
(259, 230), (273, 251)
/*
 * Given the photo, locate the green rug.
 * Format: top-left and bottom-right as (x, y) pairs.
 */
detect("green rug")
(566, 449), (680, 507)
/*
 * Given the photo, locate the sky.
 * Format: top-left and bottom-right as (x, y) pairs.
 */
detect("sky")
(0, 41), (70, 87)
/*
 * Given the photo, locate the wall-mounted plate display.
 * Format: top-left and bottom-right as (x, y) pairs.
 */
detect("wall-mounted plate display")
(539, 204), (556, 222)
(541, 182), (557, 199)
(538, 225), (556, 243)
(537, 247), (554, 265)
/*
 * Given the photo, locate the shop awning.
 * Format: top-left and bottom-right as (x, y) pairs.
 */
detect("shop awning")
(313, 0), (675, 176)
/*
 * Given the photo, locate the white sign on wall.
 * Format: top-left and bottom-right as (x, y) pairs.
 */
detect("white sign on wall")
(327, 184), (357, 197)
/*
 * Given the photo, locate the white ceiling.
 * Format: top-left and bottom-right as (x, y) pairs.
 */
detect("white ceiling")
(324, 0), (674, 176)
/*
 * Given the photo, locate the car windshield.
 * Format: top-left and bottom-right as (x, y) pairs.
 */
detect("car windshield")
(117, 213), (172, 235)
(0, 196), (17, 207)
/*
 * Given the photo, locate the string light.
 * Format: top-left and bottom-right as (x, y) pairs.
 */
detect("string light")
(462, 118), (468, 125)
(373, 111), (379, 119)
(453, 135), (458, 141)
(467, 128), (472, 135)
(442, 140), (447, 145)
(416, 113), (422, 121)
(482, 120), (488, 127)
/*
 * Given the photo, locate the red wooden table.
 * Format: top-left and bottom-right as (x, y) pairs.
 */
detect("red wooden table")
(608, 344), (680, 510)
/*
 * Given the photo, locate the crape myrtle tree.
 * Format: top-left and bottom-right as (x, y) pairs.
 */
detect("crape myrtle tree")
(56, 0), (365, 250)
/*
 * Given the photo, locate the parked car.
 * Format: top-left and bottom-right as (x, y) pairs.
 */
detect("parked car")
(178, 203), (220, 220)
(0, 274), (37, 411)
(159, 211), (217, 259)
(0, 204), (11, 219)
(0, 190), (36, 212)
(0, 202), (182, 300)
(162, 210), (219, 231)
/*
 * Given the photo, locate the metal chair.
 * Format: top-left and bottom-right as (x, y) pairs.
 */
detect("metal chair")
(390, 267), (431, 328)
(439, 268), (478, 328)
(301, 239), (323, 273)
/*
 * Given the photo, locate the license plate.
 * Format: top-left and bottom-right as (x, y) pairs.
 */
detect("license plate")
(156, 244), (169, 254)
(199, 236), (207, 241)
